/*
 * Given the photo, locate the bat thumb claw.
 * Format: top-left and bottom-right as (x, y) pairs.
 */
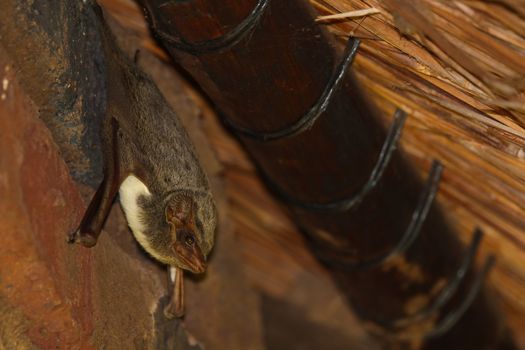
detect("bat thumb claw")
(66, 228), (98, 247)
(66, 229), (81, 244)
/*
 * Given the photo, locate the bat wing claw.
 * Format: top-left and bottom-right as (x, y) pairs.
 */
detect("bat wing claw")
(66, 229), (80, 244)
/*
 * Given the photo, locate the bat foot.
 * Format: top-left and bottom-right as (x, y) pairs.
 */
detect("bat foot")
(66, 228), (98, 247)
(163, 301), (184, 319)
(164, 266), (184, 319)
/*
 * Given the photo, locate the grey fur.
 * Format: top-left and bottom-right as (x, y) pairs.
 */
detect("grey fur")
(97, 5), (217, 267)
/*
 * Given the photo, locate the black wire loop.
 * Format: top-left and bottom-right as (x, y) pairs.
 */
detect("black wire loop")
(311, 159), (442, 270)
(426, 253), (495, 338)
(149, 0), (270, 55)
(345, 229), (495, 339)
(388, 229), (490, 331)
(223, 38), (361, 141)
(264, 108), (407, 211)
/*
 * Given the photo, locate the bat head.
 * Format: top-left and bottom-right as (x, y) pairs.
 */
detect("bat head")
(163, 190), (217, 273)
(119, 175), (217, 274)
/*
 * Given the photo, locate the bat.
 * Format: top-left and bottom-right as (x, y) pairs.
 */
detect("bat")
(68, 2), (217, 318)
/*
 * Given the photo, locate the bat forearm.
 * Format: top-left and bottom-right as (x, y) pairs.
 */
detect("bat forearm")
(69, 118), (121, 247)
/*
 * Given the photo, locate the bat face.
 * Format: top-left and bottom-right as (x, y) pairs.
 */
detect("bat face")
(165, 194), (207, 273)
(119, 175), (216, 273)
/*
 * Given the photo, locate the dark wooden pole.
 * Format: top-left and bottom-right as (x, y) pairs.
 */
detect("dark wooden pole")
(139, 0), (515, 348)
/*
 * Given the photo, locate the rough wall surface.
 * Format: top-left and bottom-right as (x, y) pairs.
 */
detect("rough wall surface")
(0, 0), (105, 187)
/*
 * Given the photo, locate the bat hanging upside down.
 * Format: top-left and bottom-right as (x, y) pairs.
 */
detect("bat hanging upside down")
(68, 3), (217, 318)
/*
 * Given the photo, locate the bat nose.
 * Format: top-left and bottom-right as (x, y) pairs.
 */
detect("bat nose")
(173, 241), (207, 273)
(193, 260), (206, 273)
(185, 256), (206, 274)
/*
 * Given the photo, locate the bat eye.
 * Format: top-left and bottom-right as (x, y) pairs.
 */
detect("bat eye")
(184, 234), (195, 247)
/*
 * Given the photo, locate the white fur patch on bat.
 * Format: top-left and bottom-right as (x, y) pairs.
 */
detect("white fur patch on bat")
(119, 175), (153, 252)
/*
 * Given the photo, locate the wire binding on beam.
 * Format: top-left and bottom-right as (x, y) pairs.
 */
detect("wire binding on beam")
(308, 160), (442, 270)
(148, 0), (270, 55)
(223, 38), (361, 141)
(347, 229), (495, 340)
(425, 254), (495, 338)
(264, 108), (406, 211)
(391, 229), (485, 329)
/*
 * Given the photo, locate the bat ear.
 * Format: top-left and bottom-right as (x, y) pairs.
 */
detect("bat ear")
(166, 195), (194, 226)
